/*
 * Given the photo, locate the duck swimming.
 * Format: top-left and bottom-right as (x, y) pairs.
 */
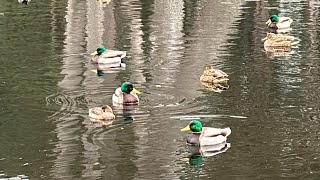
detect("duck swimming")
(91, 47), (126, 68)
(112, 82), (141, 105)
(89, 105), (115, 121)
(200, 66), (229, 84)
(266, 15), (293, 29)
(262, 33), (295, 52)
(181, 120), (231, 146)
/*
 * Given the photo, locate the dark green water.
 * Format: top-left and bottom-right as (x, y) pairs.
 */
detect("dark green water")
(1, 0), (320, 179)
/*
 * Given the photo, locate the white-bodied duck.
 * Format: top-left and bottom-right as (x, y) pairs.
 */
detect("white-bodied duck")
(91, 47), (126, 68)
(181, 120), (231, 146)
(112, 82), (141, 105)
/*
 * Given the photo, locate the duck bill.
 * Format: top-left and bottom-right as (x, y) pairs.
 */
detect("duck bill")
(91, 51), (98, 56)
(261, 37), (267, 41)
(266, 19), (271, 25)
(181, 125), (190, 132)
(132, 88), (141, 95)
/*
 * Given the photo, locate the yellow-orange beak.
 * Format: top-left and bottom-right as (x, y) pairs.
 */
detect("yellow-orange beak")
(132, 88), (141, 95)
(266, 19), (271, 26)
(181, 125), (190, 132)
(91, 51), (98, 56)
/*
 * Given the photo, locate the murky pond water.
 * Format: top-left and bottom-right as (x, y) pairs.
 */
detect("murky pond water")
(1, 0), (320, 179)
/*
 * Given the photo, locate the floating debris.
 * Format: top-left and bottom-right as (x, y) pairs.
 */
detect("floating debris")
(18, 0), (31, 5)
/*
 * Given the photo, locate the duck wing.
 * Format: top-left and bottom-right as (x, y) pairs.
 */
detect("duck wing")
(279, 17), (293, 23)
(201, 127), (231, 137)
(102, 50), (126, 58)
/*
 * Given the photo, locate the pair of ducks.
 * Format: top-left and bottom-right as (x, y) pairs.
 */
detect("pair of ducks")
(89, 82), (141, 121)
(262, 15), (295, 53)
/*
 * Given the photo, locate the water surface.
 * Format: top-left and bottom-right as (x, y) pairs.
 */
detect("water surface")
(1, 0), (320, 179)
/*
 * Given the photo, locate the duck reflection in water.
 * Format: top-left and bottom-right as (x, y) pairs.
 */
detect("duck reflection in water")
(91, 65), (126, 77)
(187, 143), (231, 166)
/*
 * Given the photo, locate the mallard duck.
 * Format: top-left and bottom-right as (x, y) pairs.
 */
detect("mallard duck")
(112, 82), (141, 105)
(262, 33), (295, 52)
(89, 105), (115, 121)
(200, 66), (229, 84)
(181, 120), (231, 146)
(91, 47), (126, 68)
(18, 0), (30, 4)
(266, 15), (293, 29)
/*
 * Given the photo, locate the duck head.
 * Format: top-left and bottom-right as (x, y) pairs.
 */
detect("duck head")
(102, 105), (113, 113)
(181, 120), (203, 133)
(91, 47), (106, 56)
(266, 15), (279, 25)
(121, 82), (141, 94)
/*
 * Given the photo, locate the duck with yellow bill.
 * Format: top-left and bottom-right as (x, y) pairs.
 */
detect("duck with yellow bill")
(91, 47), (126, 68)
(181, 120), (231, 146)
(112, 82), (141, 105)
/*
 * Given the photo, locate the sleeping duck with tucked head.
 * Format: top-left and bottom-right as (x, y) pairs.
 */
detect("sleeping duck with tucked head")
(200, 66), (229, 84)
(181, 120), (231, 146)
(262, 33), (295, 53)
(91, 47), (126, 68)
(89, 105), (115, 121)
(112, 82), (141, 105)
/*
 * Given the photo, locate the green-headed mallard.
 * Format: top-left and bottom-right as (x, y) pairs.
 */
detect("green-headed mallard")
(266, 15), (293, 29)
(89, 105), (115, 120)
(91, 47), (126, 67)
(200, 66), (229, 84)
(262, 33), (295, 52)
(112, 82), (141, 105)
(181, 120), (231, 146)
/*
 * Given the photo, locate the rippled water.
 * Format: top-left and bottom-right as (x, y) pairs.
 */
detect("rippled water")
(1, 0), (320, 179)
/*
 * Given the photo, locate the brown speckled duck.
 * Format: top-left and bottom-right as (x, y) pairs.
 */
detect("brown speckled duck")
(89, 105), (115, 121)
(200, 66), (229, 84)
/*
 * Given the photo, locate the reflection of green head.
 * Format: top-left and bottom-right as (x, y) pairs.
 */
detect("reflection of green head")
(96, 47), (106, 55)
(270, 15), (279, 23)
(189, 120), (203, 132)
(189, 155), (203, 167)
(121, 82), (134, 94)
(97, 69), (105, 77)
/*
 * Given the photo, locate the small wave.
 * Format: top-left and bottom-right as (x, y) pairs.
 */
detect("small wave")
(170, 114), (248, 120)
